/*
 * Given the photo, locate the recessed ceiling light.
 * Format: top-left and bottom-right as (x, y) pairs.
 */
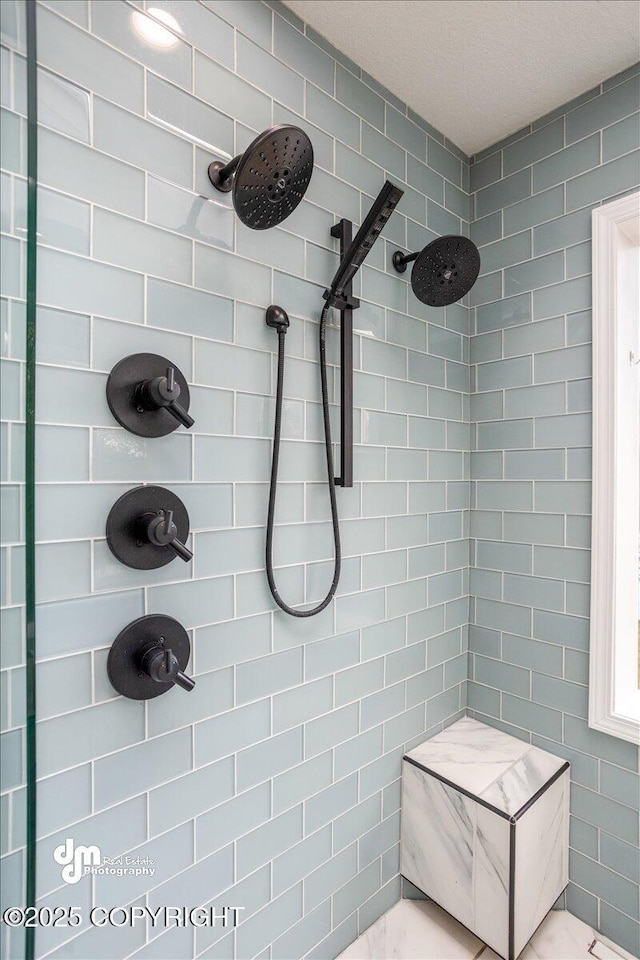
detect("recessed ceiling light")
(131, 8), (181, 48)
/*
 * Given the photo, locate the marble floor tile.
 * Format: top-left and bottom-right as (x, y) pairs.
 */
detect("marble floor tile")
(521, 909), (632, 960)
(338, 901), (635, 960)
(337, 900), (485, 960)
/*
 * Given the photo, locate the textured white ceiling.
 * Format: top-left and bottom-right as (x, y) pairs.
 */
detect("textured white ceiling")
(284, 0), (640, 155)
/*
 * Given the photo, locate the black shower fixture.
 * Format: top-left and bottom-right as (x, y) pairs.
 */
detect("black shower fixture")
(108, 615), (195, 700)
(325, 180), (404, 309)
(393, 235), (481, 307)
(208, 124), (314, 230)
(265, 180), (404, 619)
(106, 486), (192, 569)
(106, 353), (193, 437)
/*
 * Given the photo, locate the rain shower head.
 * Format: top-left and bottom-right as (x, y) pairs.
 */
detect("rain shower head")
(324, 180), (404, 309)
(208, 124), (314, 230)
(393, 235), (480, 307)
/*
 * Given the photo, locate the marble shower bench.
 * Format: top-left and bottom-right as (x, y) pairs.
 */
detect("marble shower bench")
(400, 717), (570, 960)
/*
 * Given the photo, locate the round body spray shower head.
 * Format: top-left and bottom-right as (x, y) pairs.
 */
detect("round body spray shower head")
(208, 125), (314, 230)
(393, 235), (480, 307)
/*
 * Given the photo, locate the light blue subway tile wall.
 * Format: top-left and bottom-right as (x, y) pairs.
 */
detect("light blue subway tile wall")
(0, 4), (27, 958)
(27, 1), (470, 957)
(469, 70), (640, 955)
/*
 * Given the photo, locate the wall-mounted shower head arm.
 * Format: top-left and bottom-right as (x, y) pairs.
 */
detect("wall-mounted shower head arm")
(392, 249), (420, 274)
(208, 155), (241, 193)
(324, 180), (403, 308)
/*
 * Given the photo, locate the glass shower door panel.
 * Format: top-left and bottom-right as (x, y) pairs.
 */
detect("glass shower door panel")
(0, 3), (28, 960)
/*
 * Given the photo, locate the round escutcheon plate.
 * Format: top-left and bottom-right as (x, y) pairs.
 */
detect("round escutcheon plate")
(107, 615), (191, 700)
(106, 485), (190, 570)
(106, 353), (191, 437)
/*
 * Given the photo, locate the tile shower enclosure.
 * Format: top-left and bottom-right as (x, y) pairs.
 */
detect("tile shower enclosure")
(0, 0), (638, 958)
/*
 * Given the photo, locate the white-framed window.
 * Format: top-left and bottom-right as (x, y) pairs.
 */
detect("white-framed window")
(589, 190), (640, 745)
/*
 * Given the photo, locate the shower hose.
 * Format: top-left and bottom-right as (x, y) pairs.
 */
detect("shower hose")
(266, 302), (342, 617)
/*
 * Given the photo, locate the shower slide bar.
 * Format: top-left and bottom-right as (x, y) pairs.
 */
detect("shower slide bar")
(330, 217), (358, 489)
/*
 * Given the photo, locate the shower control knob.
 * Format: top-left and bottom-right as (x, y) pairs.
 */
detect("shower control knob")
(106, 486), (192, 570)
(140, 643), (196, 692)
(137, 366), (195, 430)
(106, 353), (194, 437)
(107, 615), (195, 700)
(145, 509), (193, 562)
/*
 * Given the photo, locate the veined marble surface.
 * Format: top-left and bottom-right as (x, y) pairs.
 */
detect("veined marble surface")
(481, 745), (565, 816)
(405, 717), (531, 798)
(337, 901), (634, 960)
(401, 718), (570, 958)
(337, 899), (485, 960)
(401, 762), (476, 930)
(514, 772), (569, 957)
(485, 907), (634, 960)
(473, 803), (510, 957)
(404, 717), (567, 815)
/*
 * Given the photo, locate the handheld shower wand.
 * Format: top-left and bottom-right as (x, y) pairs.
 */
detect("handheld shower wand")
(266, 181), (404, 617)
(325, 180), (404, 308)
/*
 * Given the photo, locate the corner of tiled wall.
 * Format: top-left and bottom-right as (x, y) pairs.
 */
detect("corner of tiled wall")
(467, 62), (640, 956)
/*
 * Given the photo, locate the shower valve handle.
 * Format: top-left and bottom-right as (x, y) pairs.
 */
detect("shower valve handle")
(146, 509), (193, 562)
(107, 354), (194, 437)
(108, 615), (194, 700)
(140, 643), (195, 693)
(139, 366), (195, 429)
